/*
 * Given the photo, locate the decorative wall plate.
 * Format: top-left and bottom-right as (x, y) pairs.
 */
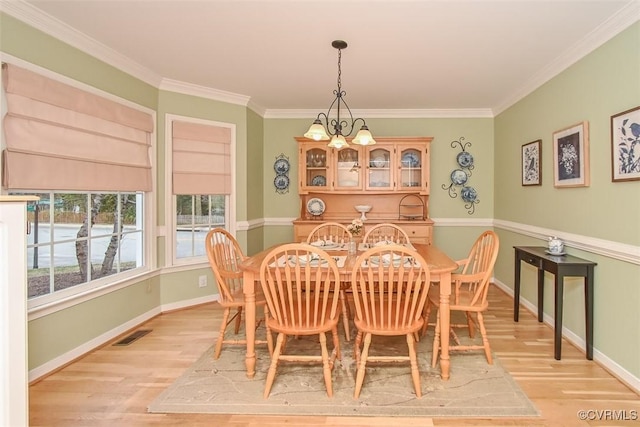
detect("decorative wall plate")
(450, 169), (468, 186)
(457, 151), (474, 168)
(274, 175), (289, 190)
(306, 198), (326, 216)
(274, 158), (290, 174)
(460, 186), (478, 203)
(311, 175), (327, 186)
(401, 152), (419, 167)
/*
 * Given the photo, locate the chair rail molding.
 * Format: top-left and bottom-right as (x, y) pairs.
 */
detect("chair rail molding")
(259, 217), (638, 264)
(494, 219), (640, 265)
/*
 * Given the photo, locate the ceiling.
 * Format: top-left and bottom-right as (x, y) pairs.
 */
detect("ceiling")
(4, 0), (639, 116)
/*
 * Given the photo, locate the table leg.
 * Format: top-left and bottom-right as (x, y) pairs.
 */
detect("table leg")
(585, 268), (594, 360)
(554, 274), (564, 360)
(439, 271), (452, 381)
(242, 270), (257, 379)
(537, 266), (545, 322)
(514, 252), (521, 321)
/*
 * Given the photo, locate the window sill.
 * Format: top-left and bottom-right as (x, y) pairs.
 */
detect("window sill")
(28, 268), (159, 320)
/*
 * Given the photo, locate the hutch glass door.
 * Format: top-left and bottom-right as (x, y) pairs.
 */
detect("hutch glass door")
(335, 147), (362, 189)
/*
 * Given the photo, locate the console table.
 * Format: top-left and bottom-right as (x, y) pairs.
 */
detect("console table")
(513, 246), (596, 360)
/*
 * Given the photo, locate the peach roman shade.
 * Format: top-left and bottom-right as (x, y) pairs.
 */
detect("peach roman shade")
(172, 120), (231, 195)
(1, 63), (153, 192)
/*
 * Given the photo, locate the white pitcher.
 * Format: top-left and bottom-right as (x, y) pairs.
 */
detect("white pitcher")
(548, 236), (564, 254)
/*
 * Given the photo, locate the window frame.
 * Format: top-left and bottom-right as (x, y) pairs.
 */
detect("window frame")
(165, 114), (236, 266)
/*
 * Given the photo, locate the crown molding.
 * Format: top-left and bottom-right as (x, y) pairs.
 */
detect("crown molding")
(493, 0), (640, 116)
(159, 78), (251, 106)
(263, 108), (494, 119)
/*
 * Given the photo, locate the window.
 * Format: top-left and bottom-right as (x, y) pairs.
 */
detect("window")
(167, 115), (234, 264)
(17, 191), (145, 301)
(176, 195), (227, 259)
(1, 62), (155, 306)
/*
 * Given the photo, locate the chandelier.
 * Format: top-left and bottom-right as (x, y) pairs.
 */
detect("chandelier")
(304, 40), (376, 149)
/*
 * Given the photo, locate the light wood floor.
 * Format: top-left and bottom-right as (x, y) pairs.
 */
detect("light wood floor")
(29, 285), (640, 427)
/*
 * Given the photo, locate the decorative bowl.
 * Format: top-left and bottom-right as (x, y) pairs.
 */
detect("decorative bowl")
(354, 205), (372, 220)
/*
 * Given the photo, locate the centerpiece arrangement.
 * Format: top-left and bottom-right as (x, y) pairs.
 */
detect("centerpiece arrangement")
(347, 218), (363, 236)
(346, 218), (363, 254)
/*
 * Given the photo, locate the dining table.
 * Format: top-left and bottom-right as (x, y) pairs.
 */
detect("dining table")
(239, 242), (458, 380)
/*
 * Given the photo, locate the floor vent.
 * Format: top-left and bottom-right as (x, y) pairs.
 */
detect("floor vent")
(113, 329), (152, 346)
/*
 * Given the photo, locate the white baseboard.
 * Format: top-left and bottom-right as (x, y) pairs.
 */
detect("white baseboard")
(160, 294), (217, 312)
(493, 279), (640, 394)
(28, 306), (161, 383)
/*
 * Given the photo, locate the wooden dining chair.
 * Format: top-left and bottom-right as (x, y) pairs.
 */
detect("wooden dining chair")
(424, 230), (499, 366)
(259, 243), (342, 398)
(205, 228), (273, 359)
(306, 221), (352, 246)
(306, 221), (353, 341)
(362, 223), (411, 246)
(350, 245), (431, 398)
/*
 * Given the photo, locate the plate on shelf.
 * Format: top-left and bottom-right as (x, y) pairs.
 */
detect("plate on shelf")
(311, 175), (327, 186)
(401, 152), (419, 167)
(306, 197), (326, 216)
(371, 155), (386, 168)
(370, 182), (390, 187)
(457, 151), (474, 168)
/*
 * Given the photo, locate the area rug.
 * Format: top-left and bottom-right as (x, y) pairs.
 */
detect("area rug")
(148, 325), (539, 418)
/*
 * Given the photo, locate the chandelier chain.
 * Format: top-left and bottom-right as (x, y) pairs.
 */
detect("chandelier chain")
(336, 48), (342, 93)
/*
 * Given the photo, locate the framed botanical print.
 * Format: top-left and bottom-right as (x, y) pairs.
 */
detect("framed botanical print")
(553, 122), (589, 188)
(610, 106), (640, 182)
(521, 139), (541, 186)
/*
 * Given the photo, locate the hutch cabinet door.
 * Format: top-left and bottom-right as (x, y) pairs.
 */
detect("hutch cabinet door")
(366, 146), (394, 190)
(334, 146), (363, 190)
(299, 144), (331, 192)
(397, 146), (427, 192)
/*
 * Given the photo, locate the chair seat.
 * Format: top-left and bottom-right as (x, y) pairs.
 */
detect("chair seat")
(266, 304), (339, 335)
(428, 285), (488, 312)
(353, 313), (424, 336)
(218, 286), (268, 309)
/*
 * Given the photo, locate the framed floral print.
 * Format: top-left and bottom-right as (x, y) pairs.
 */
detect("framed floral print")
(522, 139), (541, 186)
(610, 106), (640, 182)
(553, 121), (589, 188)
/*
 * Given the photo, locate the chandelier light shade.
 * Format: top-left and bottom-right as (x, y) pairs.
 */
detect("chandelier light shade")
(304, 40), (376, 148)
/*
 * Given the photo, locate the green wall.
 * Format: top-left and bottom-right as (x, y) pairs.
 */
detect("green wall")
(494, 23), (640, 379)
